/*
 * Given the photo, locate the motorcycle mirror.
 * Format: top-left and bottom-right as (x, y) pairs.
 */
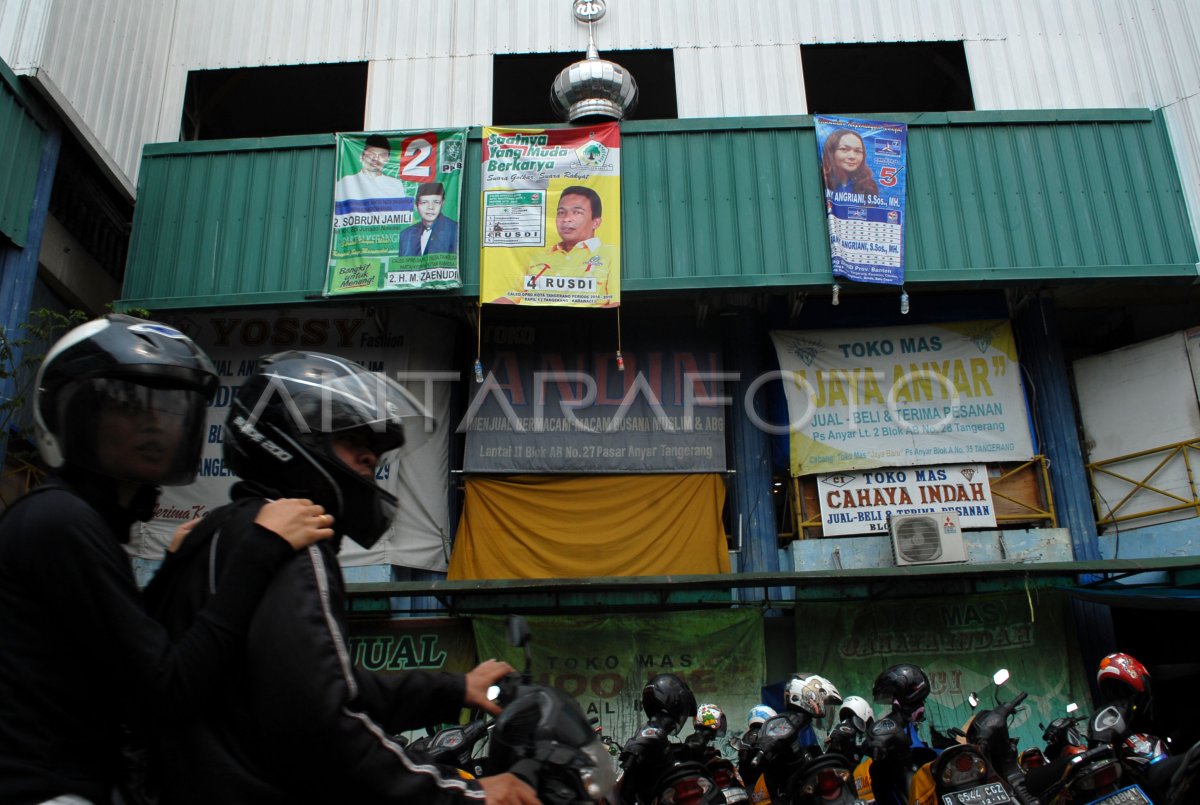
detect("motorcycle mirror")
(992, 668), (1010, 686)
(505, 615), (533, 679)
(506, 615), (531, 648)
(1065, 702), (1078, 714)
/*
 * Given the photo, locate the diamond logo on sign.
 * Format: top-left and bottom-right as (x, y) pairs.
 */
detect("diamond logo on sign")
(823, 474), (857, 488)
(577, 139), (609, 168)
(962, 322), (1004, 355)
(960, 468), (976, 482)
(777, 335), (823, 367)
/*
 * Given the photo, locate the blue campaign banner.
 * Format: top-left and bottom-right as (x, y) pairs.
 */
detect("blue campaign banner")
(815, 116), (908, 286)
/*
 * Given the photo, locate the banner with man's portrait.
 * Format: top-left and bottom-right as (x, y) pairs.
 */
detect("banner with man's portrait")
(815, 116), (908, 287)
(480, 123), (621, 308)
(325, 129), (466, 295)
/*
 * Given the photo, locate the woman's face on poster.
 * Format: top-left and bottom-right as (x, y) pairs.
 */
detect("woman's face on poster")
(833, 133), (866, 174)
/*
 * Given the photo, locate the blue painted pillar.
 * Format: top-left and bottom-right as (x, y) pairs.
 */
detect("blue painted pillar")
(1011, 291), (1100, 561)
(0, 124), (61, 467)
(722, 310), (780, 588)
(1012, 292), (1115, 691)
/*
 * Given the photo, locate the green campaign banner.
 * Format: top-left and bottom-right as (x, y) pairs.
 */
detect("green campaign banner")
(326, 129), (466, 295)
(474, 611), (765, 745)
(793, 590), (1092, 750)
(346, 617), (477, 676)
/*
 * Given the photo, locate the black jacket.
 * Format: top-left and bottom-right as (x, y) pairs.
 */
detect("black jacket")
(144, 482), (487, 804)
(0, 470), (292, 805)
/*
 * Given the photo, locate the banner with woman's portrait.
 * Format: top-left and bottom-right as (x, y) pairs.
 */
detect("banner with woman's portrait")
(480, 123), (621, 308)
(325, 129), (466, 295)
(815, 116), (908, 287)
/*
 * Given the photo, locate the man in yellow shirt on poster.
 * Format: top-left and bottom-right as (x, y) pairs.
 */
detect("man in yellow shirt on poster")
(526, 185), (619, 299)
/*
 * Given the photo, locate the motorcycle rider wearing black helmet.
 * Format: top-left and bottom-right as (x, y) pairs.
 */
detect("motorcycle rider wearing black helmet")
(144, 351), (538, 805)
(616, 674), (699, 804)
(0, 315), (335, 805)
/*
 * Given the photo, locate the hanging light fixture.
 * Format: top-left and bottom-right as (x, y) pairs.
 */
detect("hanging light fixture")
(550, 0), (639, 122)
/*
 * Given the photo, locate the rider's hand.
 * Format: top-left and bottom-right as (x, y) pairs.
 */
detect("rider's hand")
(480, 773), (541, 805)
(167, 517), (202, 552)
(254, 499), (335, 550)
(465, 658), (517, 716)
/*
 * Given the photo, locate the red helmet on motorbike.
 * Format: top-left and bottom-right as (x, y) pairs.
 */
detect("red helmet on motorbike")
(1097, 653), (1152, 710)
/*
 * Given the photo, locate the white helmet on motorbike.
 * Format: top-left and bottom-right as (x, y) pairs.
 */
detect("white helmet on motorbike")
(785, 673), (843, 719)
(748, 705), (776, 728)
(839, 695), (875, 727)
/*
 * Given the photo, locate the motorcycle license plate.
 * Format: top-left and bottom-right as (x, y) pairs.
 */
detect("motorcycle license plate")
(940, 782), (1011, 805)
(1085, 783), (1152, 805)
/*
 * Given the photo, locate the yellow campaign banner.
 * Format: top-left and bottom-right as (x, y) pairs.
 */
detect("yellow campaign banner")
(480, 123), (621, 307)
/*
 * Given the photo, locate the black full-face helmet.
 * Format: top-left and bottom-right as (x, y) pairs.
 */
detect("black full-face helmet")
(34, 315), (218, 486)
(872, 663), (932, 713)
(224, 351), (432, 548)
(641, 674), (697, 733)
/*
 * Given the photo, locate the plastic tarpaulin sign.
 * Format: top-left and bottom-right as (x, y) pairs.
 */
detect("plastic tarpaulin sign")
(346, 617), (477, 676)
(770, 320), (1035, 476)
(128, 307), (456, 571)
(793, 591), (1093, 752)
(463, 310), (725, 472)
(474, 611), (764, 745)
(817, 463), (997, 536)
(816, 115), (908, 286)
(480, 123), (621, 307)
(325, 130), (466, 294)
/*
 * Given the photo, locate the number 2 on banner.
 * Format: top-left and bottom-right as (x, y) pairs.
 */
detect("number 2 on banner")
(878, 166), (899, 187)
(400, 133), (438, 181)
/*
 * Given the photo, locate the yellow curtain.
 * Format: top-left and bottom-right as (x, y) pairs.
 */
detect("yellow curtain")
(447, 474), (731, 580)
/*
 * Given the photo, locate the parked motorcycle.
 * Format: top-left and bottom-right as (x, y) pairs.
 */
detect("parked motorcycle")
(410, 717), (491, 778)
(954, 670), (1036, 805)
(863, 664), (938, 805)
(689, 702), (751, 804)
(615, 673), (724, 804)
(485, 616), (617, 804)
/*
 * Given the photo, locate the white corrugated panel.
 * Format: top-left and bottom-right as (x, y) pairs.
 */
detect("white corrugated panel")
(675, 46), (805, 119)
(0, 0), (50, 70)
(365, 54), (492, 130)
(1162, 95), (1200, 259)
(170, 0), (374, 68)
(30, 0), (177, 195)
(2, 0), (1196, 213)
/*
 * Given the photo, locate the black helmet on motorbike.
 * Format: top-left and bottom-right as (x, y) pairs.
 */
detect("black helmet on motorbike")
(641, 674), (697, 733)
(224, 351), (432, 549)
(34, 314), (217, 486)
(872, 663), (932, 712)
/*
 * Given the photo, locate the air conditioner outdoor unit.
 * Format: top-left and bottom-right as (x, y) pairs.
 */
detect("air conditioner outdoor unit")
(889, 511), (968, 566)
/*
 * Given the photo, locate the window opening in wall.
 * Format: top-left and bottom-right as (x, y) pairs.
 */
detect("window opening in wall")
(180, 62), (368, 141)
(801, 42), (974, 114)
(49, 135), (132, 284)
(493, 50), (677, 125)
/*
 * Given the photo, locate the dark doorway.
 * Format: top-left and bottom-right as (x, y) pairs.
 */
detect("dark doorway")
(802, 42), (974, 114)
(493, 50), (677, 125)
(181, 62), (368, 141)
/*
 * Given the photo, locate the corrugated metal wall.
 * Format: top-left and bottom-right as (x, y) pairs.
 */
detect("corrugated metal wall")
(2, 0), (1198, 244)
(0, 58), (43, 247)
(125, 135), (336, 306)
(121, 111), (1197, 310)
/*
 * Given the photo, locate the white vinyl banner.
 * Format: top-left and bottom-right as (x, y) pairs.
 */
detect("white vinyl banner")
(817, 463), (997, 536)
(771, 320), (1035, 476)
(126, 307), (455, 571)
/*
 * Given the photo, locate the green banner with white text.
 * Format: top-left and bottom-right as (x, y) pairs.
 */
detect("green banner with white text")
(793, 590), (1092, 750)
(474, 611), (765, 745)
